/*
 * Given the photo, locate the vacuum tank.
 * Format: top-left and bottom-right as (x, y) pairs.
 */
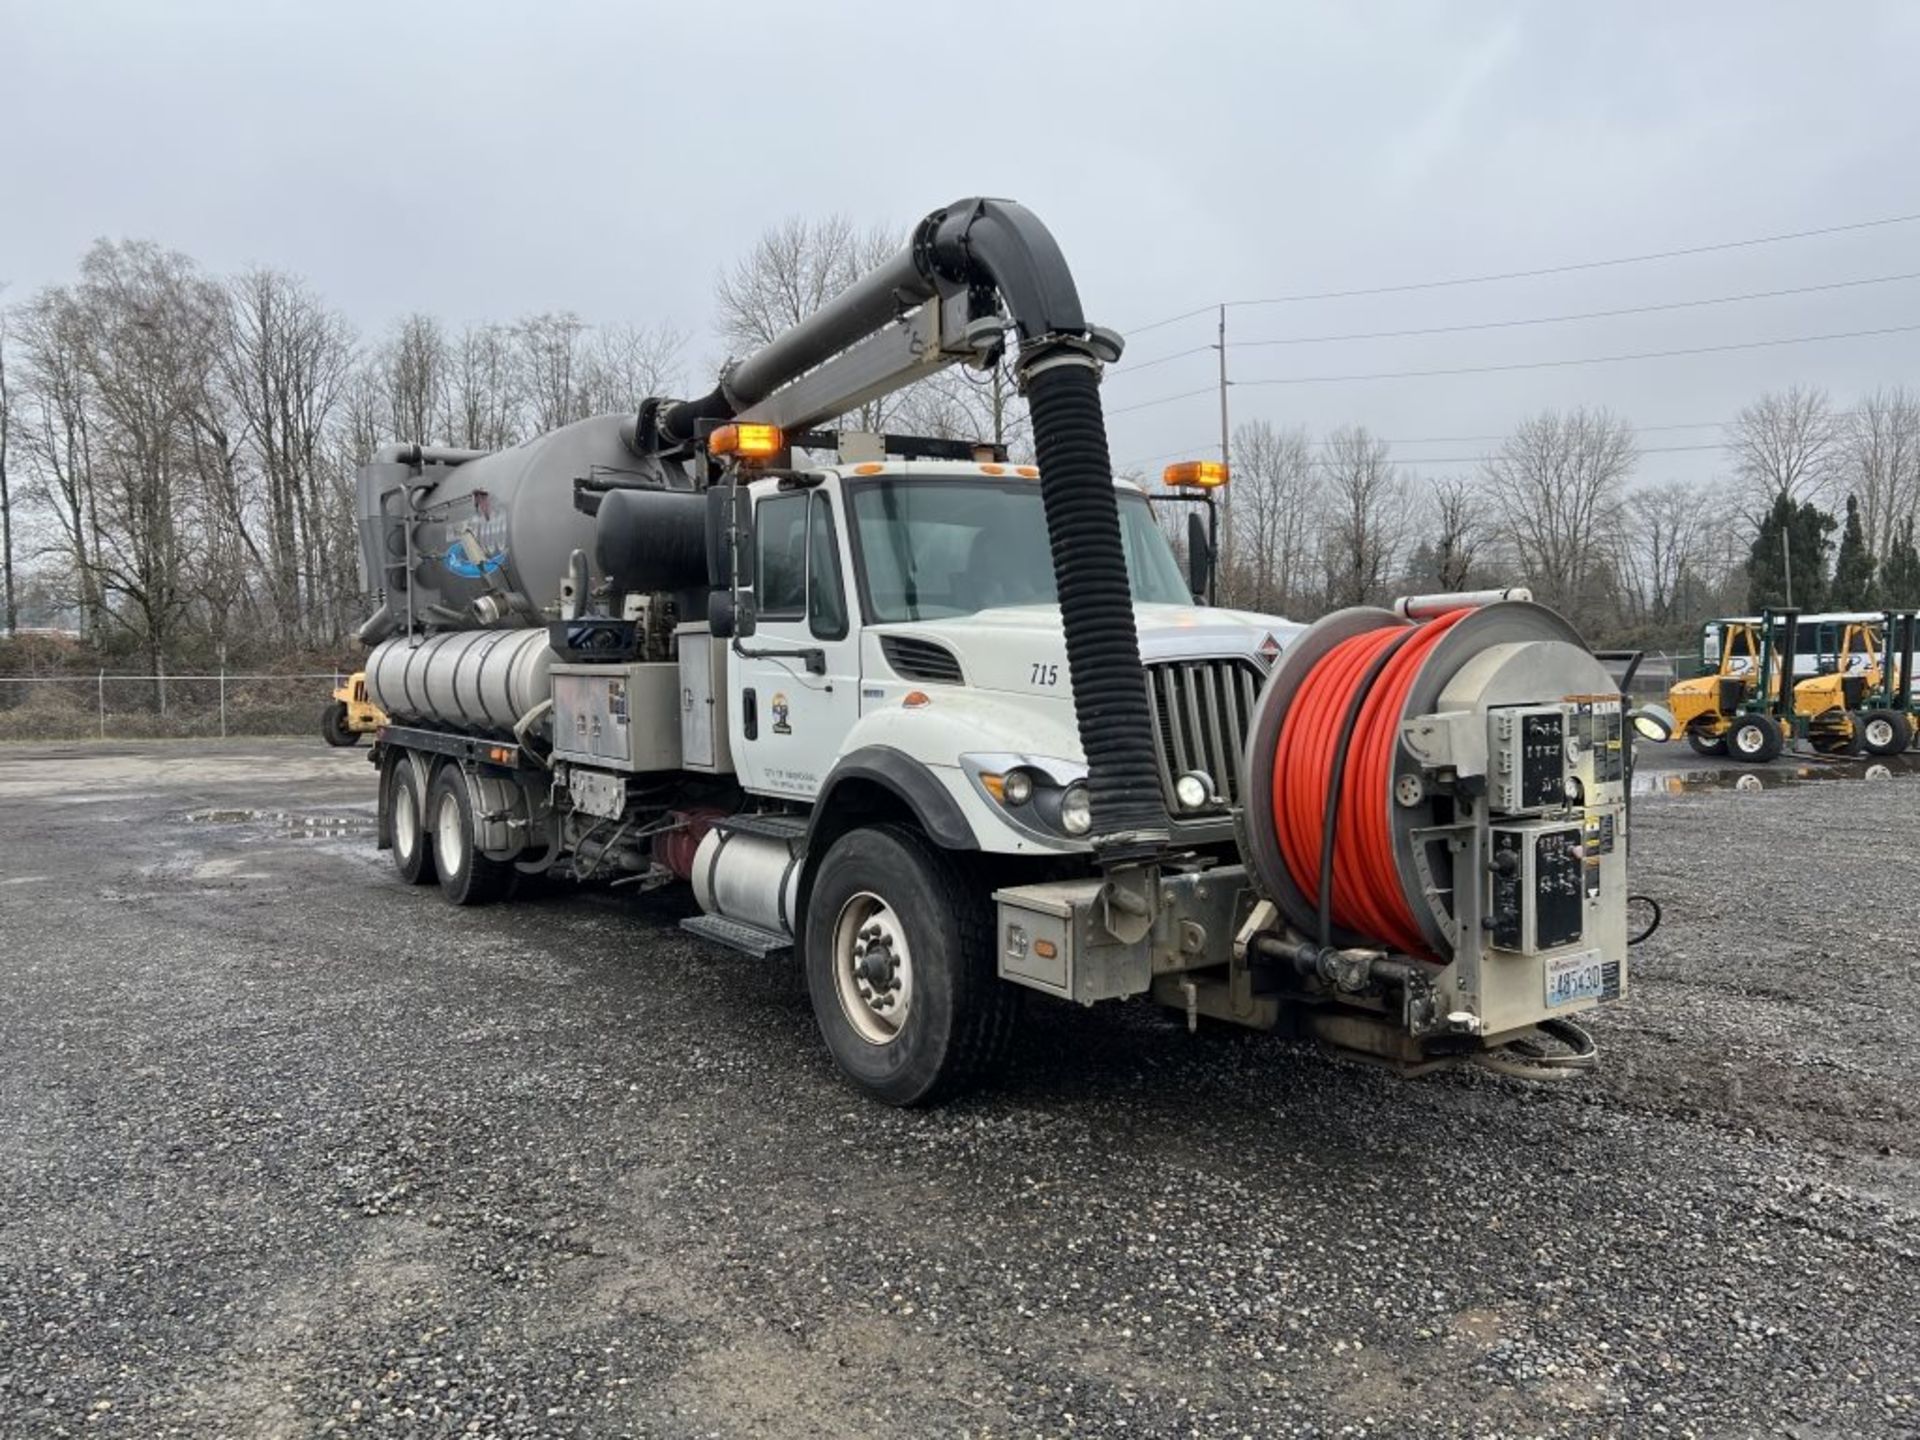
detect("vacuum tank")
(355, 414), (706, 736)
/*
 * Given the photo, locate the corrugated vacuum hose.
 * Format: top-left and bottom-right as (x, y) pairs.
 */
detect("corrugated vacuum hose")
(1022, 361), (1169, 864)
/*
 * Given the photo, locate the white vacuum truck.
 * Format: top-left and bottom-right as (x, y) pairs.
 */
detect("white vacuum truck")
(354, 197), (1646, 1104)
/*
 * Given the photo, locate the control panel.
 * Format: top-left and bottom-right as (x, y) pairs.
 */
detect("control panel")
(1487, 705), (1571, 814)
(1488, 820), (1586, 954)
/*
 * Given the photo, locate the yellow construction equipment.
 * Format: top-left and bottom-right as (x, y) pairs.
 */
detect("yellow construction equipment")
(321, 671), (386, 748)
(1670, 609), (1915, 761)
(1668, 613), (1791, 761)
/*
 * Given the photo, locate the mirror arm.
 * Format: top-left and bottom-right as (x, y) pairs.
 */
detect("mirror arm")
(731, 638), (827, 676)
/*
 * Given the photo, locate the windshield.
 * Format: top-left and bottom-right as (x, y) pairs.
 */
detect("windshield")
(847, 478), (1192, 623)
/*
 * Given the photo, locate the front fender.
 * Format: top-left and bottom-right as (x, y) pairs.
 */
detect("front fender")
(837, 689), (1090, 856)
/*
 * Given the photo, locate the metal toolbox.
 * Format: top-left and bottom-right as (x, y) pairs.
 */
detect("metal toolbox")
(551, 662), (682, 772)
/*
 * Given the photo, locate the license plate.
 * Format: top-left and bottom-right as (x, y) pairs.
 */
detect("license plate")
(1545, 949), (1604, 1009)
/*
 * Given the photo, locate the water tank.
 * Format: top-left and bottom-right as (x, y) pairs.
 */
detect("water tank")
(366, 628), (554, 735)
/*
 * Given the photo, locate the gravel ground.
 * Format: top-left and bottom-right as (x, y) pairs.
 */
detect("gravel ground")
(0, 739), (1915, 1439)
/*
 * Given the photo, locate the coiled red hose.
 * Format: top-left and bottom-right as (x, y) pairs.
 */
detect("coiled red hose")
(1271, 611), (1467, 960)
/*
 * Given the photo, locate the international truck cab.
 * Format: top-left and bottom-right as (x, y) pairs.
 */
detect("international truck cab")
(353, 196), (1649, 1105)
(711, 449), (1286, 855)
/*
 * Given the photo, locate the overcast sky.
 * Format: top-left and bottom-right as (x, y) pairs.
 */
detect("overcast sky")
(5, 1), (1919, 484)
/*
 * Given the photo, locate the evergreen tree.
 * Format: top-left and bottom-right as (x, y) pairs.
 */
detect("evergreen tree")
(1745, 494), (1836, 611)
(1883, 516), (1920, 608)
(1829, 494), (1876, 608)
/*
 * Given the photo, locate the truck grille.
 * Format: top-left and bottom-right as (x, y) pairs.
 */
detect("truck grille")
(1145, 657), (1265, 814)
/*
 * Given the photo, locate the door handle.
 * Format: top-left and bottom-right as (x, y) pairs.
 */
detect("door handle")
(742, 687), (758, 740)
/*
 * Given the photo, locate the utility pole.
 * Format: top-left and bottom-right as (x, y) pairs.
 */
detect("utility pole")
(1782, 524), (1794, 609)
(1215, 303), (1231, 581)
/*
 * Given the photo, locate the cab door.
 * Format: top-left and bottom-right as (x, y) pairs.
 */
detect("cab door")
(731, 486), (861, 800)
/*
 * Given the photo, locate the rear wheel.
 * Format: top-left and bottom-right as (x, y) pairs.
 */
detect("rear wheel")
(389, 761), (436, 886)
(1685, 728), (1727, 757)
(1726, 714), (1783, 763)
(1860, 708), (1910, 756)
(428, 765), (515, 906)
(321, 701), (360, 747)
(803, 824), (1018, 1106)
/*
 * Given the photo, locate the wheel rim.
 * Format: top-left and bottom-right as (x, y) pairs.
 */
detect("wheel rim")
(832, 890), (914, 1045)
(435, 790), (465, 877)
(1733, 726), (1764, 756)
(395, 781), (420, 858)
(1865, 718), (1895, 750)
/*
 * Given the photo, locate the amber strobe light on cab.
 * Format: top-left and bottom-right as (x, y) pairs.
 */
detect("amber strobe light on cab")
(708, 423), (784, 459)
(1163, 459), (1228, 489)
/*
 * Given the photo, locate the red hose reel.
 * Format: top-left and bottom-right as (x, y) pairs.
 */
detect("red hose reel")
(1269, 611), (1467, 961)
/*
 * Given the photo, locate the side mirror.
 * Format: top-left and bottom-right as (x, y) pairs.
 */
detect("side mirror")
(735, 591), (757, 638)
(708, 590), (736, 640)
(1186, 511), (1213, 604)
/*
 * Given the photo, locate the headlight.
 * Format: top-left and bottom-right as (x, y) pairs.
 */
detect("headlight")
(1059, 784), (1092, 835)
(1174, 771), (1212, 810)
(1002, 769), (1034, 805)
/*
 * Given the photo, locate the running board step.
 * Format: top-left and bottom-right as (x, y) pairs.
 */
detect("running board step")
(680, 913), (793, 959)
(715, 811), (809, 844)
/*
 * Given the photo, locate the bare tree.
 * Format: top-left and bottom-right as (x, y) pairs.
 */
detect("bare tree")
(1480, 407), (1636, 618)
(1615, 480), (1718, 638)
(447, 323), (522, 452)
(220, 268), (356, 640)
(1426, 474), (1485, 591)
(1318, 425), (1410, 608)
(1842, 386), (1920, 566)
(577, 321), (685, 419)
(14, 289), (103, 636)
(1226, 419), (1319, 613)
(0, 298), (15, 635)
(713, 215), (904, 433)
(57, 240), (227, 678)
(380, 313), (449, 445)
(1724, 384), (1842, 515)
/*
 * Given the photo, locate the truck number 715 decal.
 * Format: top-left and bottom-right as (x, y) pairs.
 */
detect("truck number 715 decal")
(1030, 663), (1059, 687)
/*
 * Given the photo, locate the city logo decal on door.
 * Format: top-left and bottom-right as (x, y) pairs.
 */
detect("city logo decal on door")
(771, 693), (792, 735)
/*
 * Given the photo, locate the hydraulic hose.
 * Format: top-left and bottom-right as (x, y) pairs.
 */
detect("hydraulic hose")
(1272, 611), (1468, 959)
(1023, 359), (1169, 862)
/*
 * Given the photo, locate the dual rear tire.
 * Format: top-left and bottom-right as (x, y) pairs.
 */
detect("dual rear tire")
(387, 759), (513, 905)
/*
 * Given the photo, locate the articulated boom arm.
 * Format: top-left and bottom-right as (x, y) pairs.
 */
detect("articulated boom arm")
(639, 197), (1168, 866)
(638, 198), (1123, 453)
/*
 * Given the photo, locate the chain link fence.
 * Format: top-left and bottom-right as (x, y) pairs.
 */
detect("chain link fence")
(0, 672), (346, 742)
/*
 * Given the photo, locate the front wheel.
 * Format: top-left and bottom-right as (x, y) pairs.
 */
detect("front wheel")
(1859, 708), (1911, 756)
(321, 700), (361, 748)
(1725, 714), (1783, 763)
(803, 824), (1019, 1106)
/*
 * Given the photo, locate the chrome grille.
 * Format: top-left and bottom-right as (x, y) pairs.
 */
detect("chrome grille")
(1145, 657), (1265, 814)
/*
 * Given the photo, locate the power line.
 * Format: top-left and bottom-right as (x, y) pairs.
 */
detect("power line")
(1123, 211), (1920, 336)
(1115, 439), (1729, 475)
(1105, 322), (1920, 415)
(1112, 271), (1920, 377)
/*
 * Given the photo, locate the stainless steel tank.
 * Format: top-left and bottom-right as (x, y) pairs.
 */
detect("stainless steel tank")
(366, 629), (555, 734)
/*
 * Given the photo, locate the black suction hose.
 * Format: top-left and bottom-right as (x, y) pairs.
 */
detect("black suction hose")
(1023, 359), (1169, 862)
